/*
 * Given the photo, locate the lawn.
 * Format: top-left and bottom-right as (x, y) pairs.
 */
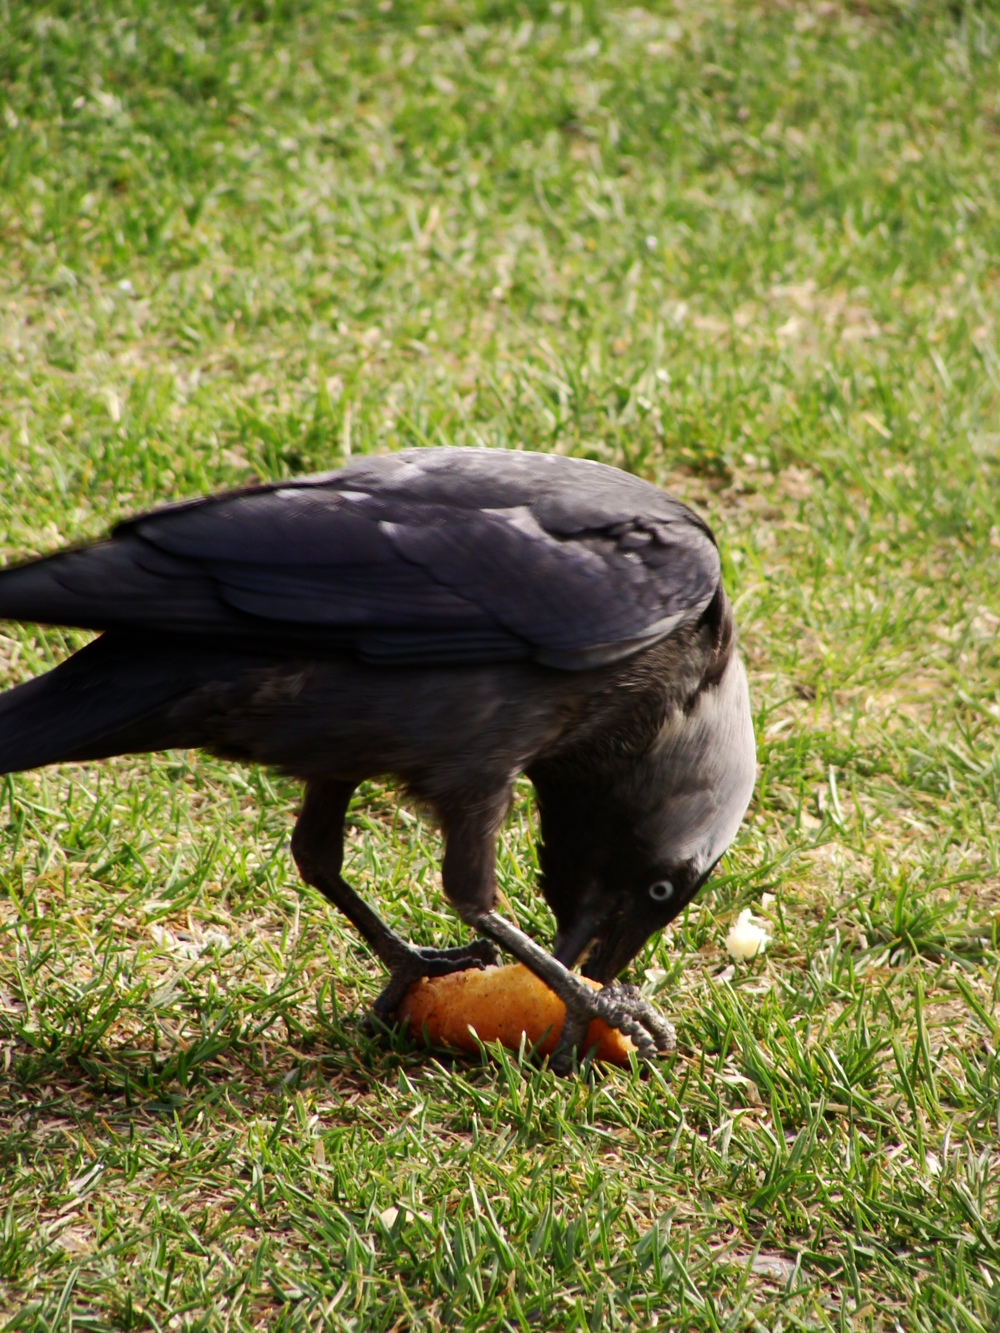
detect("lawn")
(2, 0), (1000, 1328)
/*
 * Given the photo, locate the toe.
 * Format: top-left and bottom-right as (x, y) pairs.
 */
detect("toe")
(468, 938), (502, 967)
(595, 985), (676, 1055)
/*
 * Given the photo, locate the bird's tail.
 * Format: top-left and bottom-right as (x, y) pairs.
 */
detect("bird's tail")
(0, 633), (214, 775)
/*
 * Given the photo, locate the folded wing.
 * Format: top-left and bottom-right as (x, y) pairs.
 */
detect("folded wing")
(0, 449), (720, 670)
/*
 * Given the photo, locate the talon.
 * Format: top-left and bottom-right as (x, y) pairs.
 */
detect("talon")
(549, 980), (675, 1073)
(466, 910), (675, 1075)
(371, 937), (501, 1022)
(595, 984), (676, 1054)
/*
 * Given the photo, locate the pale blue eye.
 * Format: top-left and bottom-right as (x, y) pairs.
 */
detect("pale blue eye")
(649, 880), (673, 902)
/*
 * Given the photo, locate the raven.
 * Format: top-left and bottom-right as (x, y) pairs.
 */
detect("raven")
(0, 448), (755, 1070)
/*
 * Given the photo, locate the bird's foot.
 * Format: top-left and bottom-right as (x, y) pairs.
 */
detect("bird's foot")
(369, 936), (500, 1025)
(551, 981), (675, 1075)
(462, 909), (674, 1075)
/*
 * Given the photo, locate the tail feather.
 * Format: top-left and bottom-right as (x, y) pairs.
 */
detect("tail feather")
(0, 633), (217, 775)
(0, 540), (230, 633)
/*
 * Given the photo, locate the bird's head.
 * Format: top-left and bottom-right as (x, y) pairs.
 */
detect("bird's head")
(539, 652), (756, 984)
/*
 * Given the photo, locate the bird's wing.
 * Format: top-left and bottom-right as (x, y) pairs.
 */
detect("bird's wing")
(0, 449), (720, 670)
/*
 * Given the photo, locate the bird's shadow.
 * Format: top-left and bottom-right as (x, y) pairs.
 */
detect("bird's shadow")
(0, 1009), (559, 1133)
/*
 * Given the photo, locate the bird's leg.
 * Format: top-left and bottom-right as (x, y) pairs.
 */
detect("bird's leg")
(464, 910), (674, 1072)
(440, 806), (674, 1074)
(292, 780), (499, 1020)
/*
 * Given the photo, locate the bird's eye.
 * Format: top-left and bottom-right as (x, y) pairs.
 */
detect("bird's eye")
(648, 880), (673, 902)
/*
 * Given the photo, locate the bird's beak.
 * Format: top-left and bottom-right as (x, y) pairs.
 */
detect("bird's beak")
(580, 911), (654, 985)
(552, 908), (606, 969)
(552, 896), (654, 985)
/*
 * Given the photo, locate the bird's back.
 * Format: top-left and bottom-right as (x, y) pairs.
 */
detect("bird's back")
(0, 448), (720, 668)
(0, 448), (725, 776)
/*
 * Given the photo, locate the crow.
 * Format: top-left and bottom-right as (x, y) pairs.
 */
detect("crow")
(0, 448), (755, 1070)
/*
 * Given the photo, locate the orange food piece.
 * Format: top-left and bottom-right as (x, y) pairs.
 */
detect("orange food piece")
(397, 962), (635, 1065)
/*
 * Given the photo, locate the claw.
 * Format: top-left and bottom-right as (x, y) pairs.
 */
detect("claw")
(550, 981), (675, 1073)
(371, 937), (501, 1021)
(594, 983), (676, 1053)
(464, 908), (674, 1076)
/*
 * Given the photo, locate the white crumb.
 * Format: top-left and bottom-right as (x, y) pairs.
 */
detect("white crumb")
(725, 908), (770, 961)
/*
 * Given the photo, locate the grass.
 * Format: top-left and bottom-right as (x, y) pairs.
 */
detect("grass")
(2, 0), (1000, 1327)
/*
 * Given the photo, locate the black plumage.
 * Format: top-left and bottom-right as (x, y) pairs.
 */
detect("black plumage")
(0, 448), (756, 1068)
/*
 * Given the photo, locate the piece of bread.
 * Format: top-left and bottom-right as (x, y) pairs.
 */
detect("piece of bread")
(397, 962), (635, 1065)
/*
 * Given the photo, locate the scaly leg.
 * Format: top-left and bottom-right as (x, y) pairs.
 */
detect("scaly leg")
(439, 800), (675, 1074)
(291, 780), (499, 1019)
(461, 908), (675, 1072)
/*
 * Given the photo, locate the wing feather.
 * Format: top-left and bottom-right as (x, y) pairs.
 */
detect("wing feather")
(0, 449), (720, 669)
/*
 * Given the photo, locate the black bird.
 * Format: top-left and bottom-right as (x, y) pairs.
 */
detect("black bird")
(0, 448), (755, 1069)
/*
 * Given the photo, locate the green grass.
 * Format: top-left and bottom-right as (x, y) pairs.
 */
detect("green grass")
(2, 0), (1000, 1327)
